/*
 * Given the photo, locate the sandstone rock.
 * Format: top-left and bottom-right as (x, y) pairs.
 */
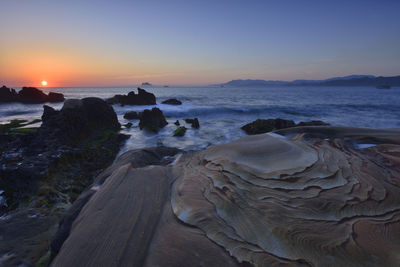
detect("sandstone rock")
(51, 127), (400, 266)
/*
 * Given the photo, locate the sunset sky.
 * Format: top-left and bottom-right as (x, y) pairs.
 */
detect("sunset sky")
(1, 0), (400, 87)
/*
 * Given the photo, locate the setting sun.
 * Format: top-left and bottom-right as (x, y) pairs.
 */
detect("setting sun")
(41, 80), (48, 86)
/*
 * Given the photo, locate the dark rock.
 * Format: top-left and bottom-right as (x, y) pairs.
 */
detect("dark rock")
(123, 111), (141, 120)
(139, 108), (167, 133)
(242, 118), (331, 135)
(125, 122), (133, 128)
(107, 88), (156, 106)
(0, 86), (65, 103)
(241, 118), (295, 135)
(48, 92), (65, 102)
(19, 87), (64, 103)
(0, 98), (128, 265)
(297, 120), (330, 127)
(174, 120), (180, 126)
(0, 85), (18, 102)
(42, 105), (59, 121)
(173, 126), (187, 137)
(141, 82), (152, 86)
(18, 87), (48, 103)
(162, 98), (182, 105)
(185, 118), (200, 129)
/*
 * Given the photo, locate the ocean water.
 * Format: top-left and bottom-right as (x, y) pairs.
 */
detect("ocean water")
(1, 86), (400, 154)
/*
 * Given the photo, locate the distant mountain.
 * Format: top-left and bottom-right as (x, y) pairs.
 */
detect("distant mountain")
(220, 75), (400, 87)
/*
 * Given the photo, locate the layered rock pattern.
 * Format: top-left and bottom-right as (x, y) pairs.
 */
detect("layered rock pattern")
(52, 127), (400, 266)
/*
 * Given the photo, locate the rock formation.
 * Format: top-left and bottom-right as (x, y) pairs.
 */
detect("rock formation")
(0, 98), (127, 266)
(123, 111), (141, 120)
(242, 118), (330, 135)
(51, 126), (400, 266)
(185, 118), (200, 128)
(0, 86), (65, 103)
(106, 88), (156, 106)
(162, 98), (182, 105)
(139, 107), (168, 132)
(173, 126), (186, 136)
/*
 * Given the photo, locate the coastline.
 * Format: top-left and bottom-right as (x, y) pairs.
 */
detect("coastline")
(1, 86), (400, 266)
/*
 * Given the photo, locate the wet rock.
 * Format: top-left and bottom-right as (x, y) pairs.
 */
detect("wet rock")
(174, 120), (180, 126)
(139, 108), (168, 133)
(123, 111), (141, 120)
(125, 122), (133, 128)
(297, 120), (330, 127)
(185, 118), (200, 129)
(241, 118), (295, 135)
(242, 118), (331, 135)
(162, 98), (182, 105)
(107, 88), (156, 106)
(173, 126), (186, 137)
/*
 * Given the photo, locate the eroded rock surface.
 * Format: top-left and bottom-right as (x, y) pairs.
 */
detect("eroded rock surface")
(52, 127), (400, 267)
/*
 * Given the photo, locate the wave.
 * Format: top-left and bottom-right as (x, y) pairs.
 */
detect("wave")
(115, 103), (320, 118)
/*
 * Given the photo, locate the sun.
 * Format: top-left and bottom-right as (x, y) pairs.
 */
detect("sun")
(41, 80), (48, 86)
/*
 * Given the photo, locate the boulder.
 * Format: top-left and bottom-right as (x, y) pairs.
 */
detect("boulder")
(241, 118), (295, 135)
(34, 98), (121, 149)
(173, 126), (186, 137)
(174, 120), (180, 126)
(162, 98), (182, 105)
(184, 118), (200, 129)
(123, 111), (141, 120)
(107, 88), (156, 106)
(139, 108), (168, 133)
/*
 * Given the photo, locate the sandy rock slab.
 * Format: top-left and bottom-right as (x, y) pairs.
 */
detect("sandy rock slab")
(53, 127), (400, 267)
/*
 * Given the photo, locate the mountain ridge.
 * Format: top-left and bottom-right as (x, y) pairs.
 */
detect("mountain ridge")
(220, 75), (400, 87)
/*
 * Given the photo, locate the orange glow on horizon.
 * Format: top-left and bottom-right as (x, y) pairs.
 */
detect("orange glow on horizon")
(41, 80), (48, 86)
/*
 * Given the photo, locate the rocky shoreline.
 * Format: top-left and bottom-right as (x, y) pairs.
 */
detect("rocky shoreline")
(1, 86), (400, 266)
(49, 126), (400, 267)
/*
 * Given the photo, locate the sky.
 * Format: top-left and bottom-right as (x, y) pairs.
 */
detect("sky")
(1, 0), (400, 87)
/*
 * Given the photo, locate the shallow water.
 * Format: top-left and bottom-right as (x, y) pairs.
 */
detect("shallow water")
(1, 85), (400, 153)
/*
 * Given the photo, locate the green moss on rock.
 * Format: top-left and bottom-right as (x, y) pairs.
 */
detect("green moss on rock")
(173, 126), (187, 137)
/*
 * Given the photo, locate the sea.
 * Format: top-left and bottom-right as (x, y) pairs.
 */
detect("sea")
(1, 86), (400, 155)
